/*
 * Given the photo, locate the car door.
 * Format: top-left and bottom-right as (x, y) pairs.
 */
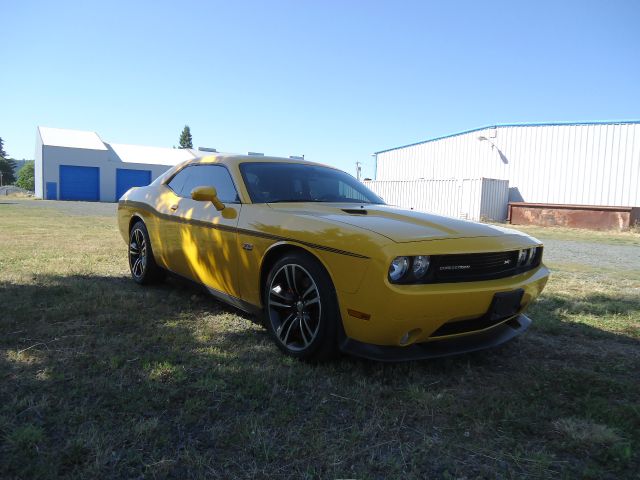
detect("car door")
(158, 167), (191, 270)
(167, 164), (243, 298)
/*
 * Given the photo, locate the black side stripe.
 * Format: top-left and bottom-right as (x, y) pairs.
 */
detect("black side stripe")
(121, 200), (370, 259)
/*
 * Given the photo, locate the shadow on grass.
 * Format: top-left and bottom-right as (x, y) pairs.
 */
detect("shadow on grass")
(0, 274), (268, 478)
(0, 275), (638, 479)
(528, 291), (640, 339)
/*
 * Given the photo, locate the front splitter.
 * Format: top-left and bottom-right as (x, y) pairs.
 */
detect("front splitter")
(339, 314), (532, 362)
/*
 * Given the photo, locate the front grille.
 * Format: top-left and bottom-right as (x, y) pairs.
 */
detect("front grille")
(430, 248), (542, 283)
(436, 250), (519, 281)
(393, 247), (543, 284)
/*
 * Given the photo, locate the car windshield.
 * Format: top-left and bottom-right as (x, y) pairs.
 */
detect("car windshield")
(239, 162), (385, 204)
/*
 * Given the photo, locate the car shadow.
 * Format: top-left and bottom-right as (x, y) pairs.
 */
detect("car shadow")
(1, 274), (638, 477)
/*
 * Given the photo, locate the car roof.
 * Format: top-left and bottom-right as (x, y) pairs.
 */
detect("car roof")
(189, 153), (335, 170)
(154, 153), (344, 201)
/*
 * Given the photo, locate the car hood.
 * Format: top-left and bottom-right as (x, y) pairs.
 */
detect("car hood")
(267, 203), (521, 243)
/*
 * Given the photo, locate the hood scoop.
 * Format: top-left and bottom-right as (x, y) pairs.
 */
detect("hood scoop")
(342, 208), (368, 215)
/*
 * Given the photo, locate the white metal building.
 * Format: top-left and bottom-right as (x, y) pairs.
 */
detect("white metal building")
(372, 121), (640, 208)
(363, 178), (509, 222)
(35, 127), (197, 202)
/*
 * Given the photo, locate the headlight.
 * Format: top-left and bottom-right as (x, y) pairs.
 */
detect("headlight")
(389, 256), (410, 282)
(517, 247), (538, 267)
(412, 255), (430, 279)
(525, 249), (533, 266)
(526, 247), (538, 266)
(389, 255), (431, 283)
(517, 249), (528, 266)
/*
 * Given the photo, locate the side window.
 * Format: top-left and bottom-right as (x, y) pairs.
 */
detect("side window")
(339, 181), (369, 202)
(167, 168), (190, 195)
(177, 165), (240, 203)
(308, 177), (336, 199)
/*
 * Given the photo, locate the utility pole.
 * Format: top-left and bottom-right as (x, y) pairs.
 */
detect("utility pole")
(0, 172), (3, 187)
(356, 161), (362, 181)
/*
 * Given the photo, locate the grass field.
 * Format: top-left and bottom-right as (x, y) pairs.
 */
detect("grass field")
(1, 201), (639, 479)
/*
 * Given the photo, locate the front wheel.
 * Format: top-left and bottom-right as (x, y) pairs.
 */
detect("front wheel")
(129, 220), (165, 285)
(264, 252), (341, 361)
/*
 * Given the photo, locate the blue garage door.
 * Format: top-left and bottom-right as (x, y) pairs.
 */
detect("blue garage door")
(59, 165), (100, 201)
(116, 169), (152, 199)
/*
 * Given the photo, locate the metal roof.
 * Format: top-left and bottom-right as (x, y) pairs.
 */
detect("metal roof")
(37, 126), (200, 166)
(108, 143), (197, 166)
(38, 126), (107, 151)
(374, 120), (640, 154)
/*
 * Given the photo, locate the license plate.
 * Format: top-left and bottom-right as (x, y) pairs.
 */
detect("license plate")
(487, 289), (524, 321)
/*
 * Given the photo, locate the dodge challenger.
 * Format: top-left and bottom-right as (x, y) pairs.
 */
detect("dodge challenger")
(117, 154), (549, 361)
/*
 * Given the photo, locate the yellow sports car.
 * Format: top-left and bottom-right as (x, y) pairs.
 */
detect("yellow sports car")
(118, 154), (549, 361)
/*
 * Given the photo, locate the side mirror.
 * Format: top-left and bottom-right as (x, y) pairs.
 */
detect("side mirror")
(190, 186), (225, 211)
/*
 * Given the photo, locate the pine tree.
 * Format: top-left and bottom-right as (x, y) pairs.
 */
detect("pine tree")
(0, 138), (16, 185)
(0, 158), (16, 185)
(179, 125), (193, 149)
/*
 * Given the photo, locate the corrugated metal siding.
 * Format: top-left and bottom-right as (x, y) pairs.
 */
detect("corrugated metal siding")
(363, 178), (509, 221)
(376, 123), (640, 207)
(480, 178), (510, 221)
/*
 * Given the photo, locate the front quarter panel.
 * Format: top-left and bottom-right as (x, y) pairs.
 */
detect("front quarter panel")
(118, 183), (183, 271)
(235, 204), (385, 307)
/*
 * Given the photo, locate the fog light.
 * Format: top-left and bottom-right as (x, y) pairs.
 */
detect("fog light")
(399, 328), (422, 346)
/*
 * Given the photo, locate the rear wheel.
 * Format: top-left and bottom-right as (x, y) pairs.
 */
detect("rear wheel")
(129, 220), (165, 285)
(264, 252), (340, 361)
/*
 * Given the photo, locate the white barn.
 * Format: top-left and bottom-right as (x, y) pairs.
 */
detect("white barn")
(35, 127), (197, 202)
(373, 121), (640, 208)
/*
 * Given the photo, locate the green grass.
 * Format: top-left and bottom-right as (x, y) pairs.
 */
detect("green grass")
(1, 204), (639, 479)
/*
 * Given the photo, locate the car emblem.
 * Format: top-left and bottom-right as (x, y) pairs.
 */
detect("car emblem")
(504, 259), (511, 265)
(242, 243), (254, 251)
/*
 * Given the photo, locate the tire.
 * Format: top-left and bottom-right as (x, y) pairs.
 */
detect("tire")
(128, 220), (165, 285)
(264, 251), (341, 361)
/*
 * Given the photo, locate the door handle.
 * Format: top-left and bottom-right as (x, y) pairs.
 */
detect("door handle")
(170, 204), (178, 211)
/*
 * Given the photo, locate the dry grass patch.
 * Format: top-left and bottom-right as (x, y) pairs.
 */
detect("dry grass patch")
(554, 417), (621, 446)
(1, 202), (639, 479)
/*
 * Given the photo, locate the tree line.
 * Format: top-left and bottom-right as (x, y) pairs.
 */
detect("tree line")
(0, 137), (34, 191)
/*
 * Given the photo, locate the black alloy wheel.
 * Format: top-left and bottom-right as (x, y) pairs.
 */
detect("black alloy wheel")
(265, 252), (340, 361)
(129, 221), (165, 285)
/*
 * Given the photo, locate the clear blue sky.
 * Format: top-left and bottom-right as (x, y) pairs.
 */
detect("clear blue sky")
(2, 0), (639, 178)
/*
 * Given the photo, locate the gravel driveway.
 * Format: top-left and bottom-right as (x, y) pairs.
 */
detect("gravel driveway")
(541, 238), (640, 271)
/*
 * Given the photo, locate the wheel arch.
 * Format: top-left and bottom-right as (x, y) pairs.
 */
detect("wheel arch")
(260, 241), (344, 360)
(259, 242), (335, 305)
(129, 214), (144, 233)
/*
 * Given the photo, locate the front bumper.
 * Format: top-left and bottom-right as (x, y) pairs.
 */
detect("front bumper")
(339, 314), (531, 362)
(337, 264), (549, 346)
